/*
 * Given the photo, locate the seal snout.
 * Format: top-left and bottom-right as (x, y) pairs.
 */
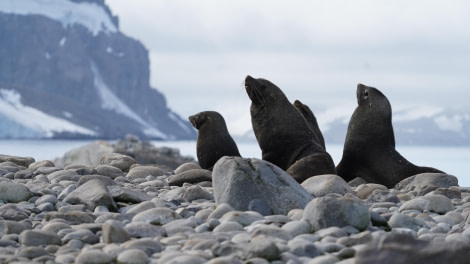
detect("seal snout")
(188, 114), (199, 129)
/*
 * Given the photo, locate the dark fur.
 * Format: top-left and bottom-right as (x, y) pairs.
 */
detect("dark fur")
(293, 100), (326, 150)
(245, 75), (336, 182)
(189, 111), (241, 170)
(336, 84), (444, 188)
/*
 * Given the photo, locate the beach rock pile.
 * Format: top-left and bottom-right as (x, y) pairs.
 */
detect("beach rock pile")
(53, 134), (194, 169)
(1, 152), (469, 263)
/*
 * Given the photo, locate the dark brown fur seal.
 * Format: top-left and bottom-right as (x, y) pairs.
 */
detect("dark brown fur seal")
(293, 100), (326, 150)
(189, 111), (241, 170)
(336, 84), (444, 188)
(245, 75), (336, 182)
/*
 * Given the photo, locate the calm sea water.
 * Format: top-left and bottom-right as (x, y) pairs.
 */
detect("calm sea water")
(1, 139), (469, 187)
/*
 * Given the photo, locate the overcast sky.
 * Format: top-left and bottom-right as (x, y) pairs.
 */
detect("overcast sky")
(107, 0), (470, 135)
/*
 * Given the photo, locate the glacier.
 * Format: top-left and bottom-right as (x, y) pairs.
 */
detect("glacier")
(0, 0), (117, 35)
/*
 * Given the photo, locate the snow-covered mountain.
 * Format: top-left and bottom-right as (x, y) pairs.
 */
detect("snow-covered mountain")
(0, 0), (196, 140)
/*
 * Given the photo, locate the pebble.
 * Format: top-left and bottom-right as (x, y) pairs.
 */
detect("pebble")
(0, 150), (467, 263)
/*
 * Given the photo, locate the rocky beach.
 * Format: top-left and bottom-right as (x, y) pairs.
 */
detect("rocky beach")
(1, 137), (469, 264)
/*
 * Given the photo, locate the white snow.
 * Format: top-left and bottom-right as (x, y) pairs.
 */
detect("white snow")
(0, 89), (97, 137)
(90, 62), (167, 139)
(0, 0), (117, 36)
(59, 37), (66, 46)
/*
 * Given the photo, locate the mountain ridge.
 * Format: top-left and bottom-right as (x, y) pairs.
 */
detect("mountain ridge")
(0, 0), (196, 140)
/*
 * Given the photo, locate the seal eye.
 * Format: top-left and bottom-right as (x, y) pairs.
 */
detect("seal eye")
(364, 90), (369, 99)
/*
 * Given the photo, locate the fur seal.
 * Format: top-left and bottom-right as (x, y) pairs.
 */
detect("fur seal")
(293, 100), (326, 150)
(245, 75), (336, 182)
(189, 111), (241, 170)
(336, 83), (444, 188)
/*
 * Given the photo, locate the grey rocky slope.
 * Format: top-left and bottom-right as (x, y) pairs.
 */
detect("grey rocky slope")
(0, 0), (195, 140)
(1, 143), (469, 263)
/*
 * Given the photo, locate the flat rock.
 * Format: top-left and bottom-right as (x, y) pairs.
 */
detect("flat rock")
(63, 179), (117, 211)
(19, 230), (62, 246)
(394, 173), (458, 195)
(301, 174), (353, 196)
(0, 154), (35, 167)
(102, 220), (131, 244)
(0, 182), (33, 203)
(127, 165), (165, 180)
(167, 169), (212, 186)
(212, 157), (313, 215)
(399, 195), (453, 214)
(175, 162), (201, 174)
(388, 213), (428, 231)
(303, 194), (370, 231)
(95, 165), (125, 179)
(117, 248), (150, 264)
(75, 249), (115, 264)
(100, 153), (136, 172)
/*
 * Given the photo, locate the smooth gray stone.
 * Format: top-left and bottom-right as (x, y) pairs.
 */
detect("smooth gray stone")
(62, 229), (99, 244)
(288, 237), (322, 258)
(43, 211), (95, 225)
(102, 220), (131, 244)
(394, 173), (458, 195)
(47, 170), (78, 182)
(0, 154), (35, 167)
(127, 165), (164, 180)
(100, 153), (136, 172)
(108, 185), (151, 203)
(19, 230), (62, 246)
(63, 179), (117, 211)
(17, 246), (50, 259)
(28, 160), (55, 171)
(242, 235), (280, 261)
(183, 185), (213, 201)
(95, 165), (125, 179)
(76, 175), (116, 187)
(213, 157), (313, 215)
(301, 174), (353, 197)
(0, 220), (32, 235)
(388, 213), (428, 232)
(75, 249), (115, 264)
(174, 162), (201, 174)
(0, 182), (33, 203)
(0, 204), (30, 221)
(303, 195), (370, 232)
(167, 169), (212, 186)
(399, 195), (453, 214)
(117, 248), (150, 264)
(35, 194), (58, 206)
(132, 208), (181, 225)
(124, 222), (167, 238)
(121, 238), (164, 256)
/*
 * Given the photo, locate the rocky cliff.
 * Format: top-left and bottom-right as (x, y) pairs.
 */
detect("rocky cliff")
(0, 0), (196, 140)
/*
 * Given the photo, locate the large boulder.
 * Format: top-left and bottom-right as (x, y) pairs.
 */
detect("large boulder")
(212, 157), (313, 215)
